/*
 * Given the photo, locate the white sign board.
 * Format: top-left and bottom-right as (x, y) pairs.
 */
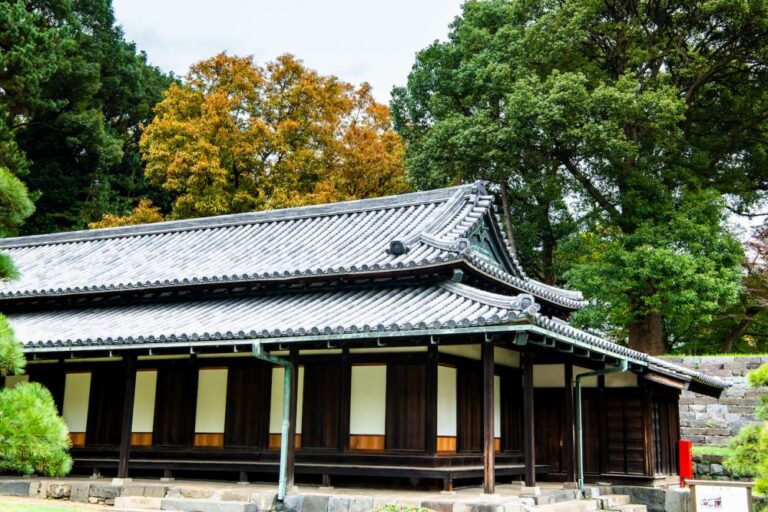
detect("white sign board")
(689, 480), (754, 512)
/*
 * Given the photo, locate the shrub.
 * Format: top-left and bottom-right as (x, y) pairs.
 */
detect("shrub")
(0, 381), (72, 476)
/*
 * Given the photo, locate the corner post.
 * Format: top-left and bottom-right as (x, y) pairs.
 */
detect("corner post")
(118, 353), (137, 478)
(482, 341), (495, 494)
(564, 362), (576, 484)
(522, 351), (536, 487)
(286, 347), (299, 491)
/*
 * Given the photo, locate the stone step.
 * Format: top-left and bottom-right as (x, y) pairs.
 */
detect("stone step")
(604, 505), (647, 512)
(523, 499), (600, 511)
(596, 495), (631, 508)
(160, 498), (260, 512)
(115, 496), (162, 509)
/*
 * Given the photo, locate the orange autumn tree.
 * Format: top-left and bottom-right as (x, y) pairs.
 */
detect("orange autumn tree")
(108, 53), (407, 224)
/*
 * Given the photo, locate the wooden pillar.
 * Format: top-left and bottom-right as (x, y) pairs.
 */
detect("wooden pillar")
(522, 352), (535, 487)
(482, 342), (495, 494)
(118, 353), (137, 478)
(338, 348), (351, 452)
(564, 363), (576, 483)
(286, 348), (299, 490)
(425, 344), (438, 456)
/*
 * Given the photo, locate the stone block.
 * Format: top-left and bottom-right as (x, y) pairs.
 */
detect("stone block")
(251, 492), (277, 511)
(327, 496), (350, 512)
(180, 487), (215, 499)
(0, 481), (30, 497)
(48, 483), (71, 499)
(302, 494), (330, 512)
(90, 483), (120, 499)
(71, 483), (92, 503)
(115, 496), (162, 509)
(161, 498), (259, 512)
(348, 496), (373, 512)
(276, 494), (305, 512)
(664, 488), (691, 512)
(422, 500), (453, 512)
(222, 490), (252, 502)
(122, 485), (146, 497)
(145, 485), (169, 498)
(27, 481), (44, 498)
(612, 486), (666, 512)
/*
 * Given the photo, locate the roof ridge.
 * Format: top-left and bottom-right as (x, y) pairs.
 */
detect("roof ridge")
(0, 185), (472, 249)
(439, 280), (539, 312)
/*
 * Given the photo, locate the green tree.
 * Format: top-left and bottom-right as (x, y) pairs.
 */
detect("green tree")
(1, 0), (173, 234)
(0, 165), (71, 476)
(392, 0), (764, 354)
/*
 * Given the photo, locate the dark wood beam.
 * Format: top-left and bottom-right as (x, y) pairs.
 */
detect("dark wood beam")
(286, 348), (299, 491)
(482, 342), (495, 494)
(117, 354), (137, 478)
(338, 348), (351, 453)
(522, 351), (535, 487)
(425, 345), (438, 456)
(564, 363), (576, 483)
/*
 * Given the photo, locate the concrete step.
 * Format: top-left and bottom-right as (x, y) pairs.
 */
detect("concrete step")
(523, 499), (600, 511)
(160, 498), (260, 512)
(596, 494), (631, 508)
(604, 505), (647, 512)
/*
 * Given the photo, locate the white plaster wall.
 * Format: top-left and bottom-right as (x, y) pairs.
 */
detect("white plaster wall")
(605, 371), (638, 388)
(495, 347), (520, 368)
(575, 366), (598, 388)
(438, 344), (481, 360)
(195, 368), (228, 433)
(3, 375), (28, 388)
(350, 347), (427, 354)
(132, 370), (157, 432)
(349, 364), (386, 435)
(534, 364), (565, 388)
(269, 366), (305, 434)
(437, 365), (457, 436)
(63, 372), (91, 432)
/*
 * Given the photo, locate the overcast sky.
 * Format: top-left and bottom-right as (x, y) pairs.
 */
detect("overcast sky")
(112, 0), (464, 104)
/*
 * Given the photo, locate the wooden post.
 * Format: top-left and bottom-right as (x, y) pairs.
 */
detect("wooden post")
(286, 348), (299, 491)
(338, 348), (351, 452)
(425, 344), (438, 456)
(522, 352), (535, 487)
(482, 342), (495, 494)
(564, 363), (576, 483)
(118, 353), (137, 478)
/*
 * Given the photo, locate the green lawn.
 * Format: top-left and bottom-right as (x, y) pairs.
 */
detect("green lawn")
(0, 501), (102, 512)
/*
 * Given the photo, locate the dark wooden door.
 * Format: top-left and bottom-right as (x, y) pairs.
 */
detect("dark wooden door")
(534, 389), (564, 472)
(301, 362), (341, 449)
(224, 362), (271, 448)
(457, 364), (482, 452)
(153, 362), (197, 447)
(605, 390), (645, 475)
(85, 365), (125, 446)
(582, 389), (601, 474)
(386, 362), (426, 451)
(500, 370), (522, 452)
(27, 364), (65, 414)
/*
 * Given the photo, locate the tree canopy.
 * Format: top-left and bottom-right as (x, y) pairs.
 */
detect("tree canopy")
(392, 0), (768, 354)
(126, 53), (408, 221)
(1, 0), (173, 234)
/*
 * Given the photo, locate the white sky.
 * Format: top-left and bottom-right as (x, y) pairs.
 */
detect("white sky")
(112, 0), (464, 104)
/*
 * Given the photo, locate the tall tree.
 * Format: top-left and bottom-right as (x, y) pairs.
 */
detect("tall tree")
(135, 53), (408, 220)
(1, 0), (173, 234)
(392, 0), (764, 354)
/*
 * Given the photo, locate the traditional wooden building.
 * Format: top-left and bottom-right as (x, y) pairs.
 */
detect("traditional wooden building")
(0, 183), (725, 497)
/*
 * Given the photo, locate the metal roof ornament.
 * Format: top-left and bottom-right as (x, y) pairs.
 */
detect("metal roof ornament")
(387, 240), (410, 256)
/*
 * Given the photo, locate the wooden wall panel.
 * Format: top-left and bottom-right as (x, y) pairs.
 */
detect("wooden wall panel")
(386, 362), (426, 451)
(153, 362), (196, 447)
(301, 362), (341, 449)
(457, 364), (482, 452)
(69, 432), (85, 448)
(534, 389), (564, 472)
(224, 363), (271, 448)
(500, 371), (522, 452)
(85, 365), (125, 447)
(605, 391), (646, 475)
(27, 364), (65, 414)
(194, 433), (224, 448)
(582, 390), (601, 475)
(268, 434), (302, 450)
(349, 434), (385, 451)
(130, 433), (152, 447)
(437, 436), (457, 453)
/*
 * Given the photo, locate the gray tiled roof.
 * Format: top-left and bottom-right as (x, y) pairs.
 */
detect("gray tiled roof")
(0, 183), (586, 309)
(8, 280), (726, 392)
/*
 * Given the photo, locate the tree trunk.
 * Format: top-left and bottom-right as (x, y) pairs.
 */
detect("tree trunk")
(498, 180), (518, 258)
(722, 307), (760, 353)
(628, 312), (667, 355)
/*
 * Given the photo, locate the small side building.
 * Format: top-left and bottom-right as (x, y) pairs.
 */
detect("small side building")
(0, 182), (726, 492)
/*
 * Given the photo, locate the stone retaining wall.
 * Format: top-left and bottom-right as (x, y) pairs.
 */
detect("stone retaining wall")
(662, 356), (768, 446)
